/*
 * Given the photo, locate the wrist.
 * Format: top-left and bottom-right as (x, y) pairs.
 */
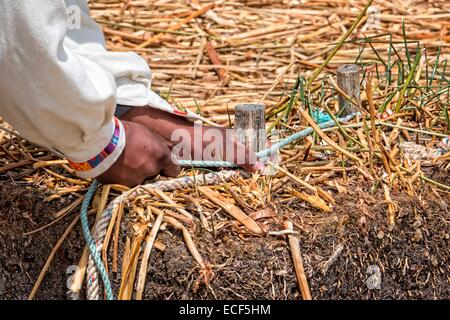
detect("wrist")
(66, 117), (126, 179)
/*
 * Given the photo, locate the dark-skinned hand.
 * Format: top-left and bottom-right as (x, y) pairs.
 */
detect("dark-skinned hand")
(119, 106), (264, 173)
(97, 120), (180, 187)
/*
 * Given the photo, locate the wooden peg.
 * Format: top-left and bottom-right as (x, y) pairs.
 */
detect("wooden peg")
(233, 104), (266, 153)
(337, 64), (360, 115)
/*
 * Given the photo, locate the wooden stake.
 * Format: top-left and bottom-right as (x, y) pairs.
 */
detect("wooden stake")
(234, 104), (266, 156)
(337, 64), (360, 115)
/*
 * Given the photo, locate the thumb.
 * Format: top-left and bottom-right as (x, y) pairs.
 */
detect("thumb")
(160, 144), (181, 177)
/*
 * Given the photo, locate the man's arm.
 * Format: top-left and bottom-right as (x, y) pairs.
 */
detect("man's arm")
(0, 1), (261, 186)
(0, 0), (123, 178)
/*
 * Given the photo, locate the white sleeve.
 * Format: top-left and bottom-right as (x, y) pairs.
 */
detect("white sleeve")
(64, 0), (201, 120)
(0, 0), (125, 178)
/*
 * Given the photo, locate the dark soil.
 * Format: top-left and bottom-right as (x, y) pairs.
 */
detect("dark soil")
(0, 175), (448, 300)
(0, 182), (85, 299)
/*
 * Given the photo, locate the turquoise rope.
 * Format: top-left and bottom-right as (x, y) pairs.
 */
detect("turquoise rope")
(81, 180), (114, 300)
(312, 109), (332, 123)
(178, 112), (358, 167)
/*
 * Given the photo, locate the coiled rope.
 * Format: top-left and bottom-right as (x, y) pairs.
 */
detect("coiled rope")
(81, 112), (357, 300)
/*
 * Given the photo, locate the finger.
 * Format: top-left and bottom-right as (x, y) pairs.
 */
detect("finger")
(151, 129), (175, 149)
(161, 162), (181, 177)
(97, 170), (140, 188)
(142, 140), (179, 178)
(241, 160), (265, 173)
(232, 139), (265, 173)
(159, 144), (181, 177)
